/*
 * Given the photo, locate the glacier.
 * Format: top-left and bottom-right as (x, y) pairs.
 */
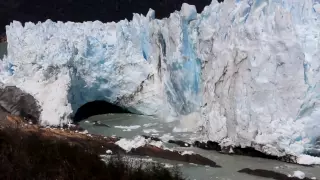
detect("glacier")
(1, 0), (320, 159)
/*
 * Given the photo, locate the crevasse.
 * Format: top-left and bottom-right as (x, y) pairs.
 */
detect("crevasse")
(0, 0), (320, 158)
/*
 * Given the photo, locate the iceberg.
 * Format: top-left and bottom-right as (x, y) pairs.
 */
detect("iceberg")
(1, 0), (320, 158)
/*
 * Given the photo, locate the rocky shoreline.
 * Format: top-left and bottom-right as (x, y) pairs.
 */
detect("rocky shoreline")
(178, 140), (298, 164)
(0, 114), (220, 168)
(0, 35), (6, 43)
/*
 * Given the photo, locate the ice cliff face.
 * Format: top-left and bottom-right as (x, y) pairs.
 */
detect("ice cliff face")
(1, 0), (320, 157)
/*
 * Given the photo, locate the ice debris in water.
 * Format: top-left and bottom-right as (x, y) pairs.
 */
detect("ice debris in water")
(297, 155), (320, 165)
(79, 130), (89, 134)
(159, 134), (174, 142)
(114, 125), (141, 131)
(106, 150), (113, 154)
(143, 123), (158, 128)
(292, 171), (305, 179)
(143, 129), (160, 134)
(115, 136), (164, 152)
(181, 151), (194, 156)
(172, 127), (189, 133)
(162, 163), (174, 168)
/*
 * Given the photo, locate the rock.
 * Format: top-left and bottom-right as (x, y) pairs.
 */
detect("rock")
(207, 141), (222, 151)
(0, 35), (6, 43)
(0, 86), (40, 124)
(192, 140), (298, 164)
(0, 40), (7, 59)
(141, 135), (161, 142)
(92, 121), (110, 127)
(193, 140), (221, 151)
(130, 146), (221, 168)
(238, 168), (313, 180)
(168, 140), (191, 147)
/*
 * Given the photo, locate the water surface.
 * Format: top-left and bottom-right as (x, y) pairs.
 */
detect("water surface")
(80, 114), (320, 180)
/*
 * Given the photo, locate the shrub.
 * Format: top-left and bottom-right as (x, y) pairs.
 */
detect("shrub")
(0, 127), (185, 180)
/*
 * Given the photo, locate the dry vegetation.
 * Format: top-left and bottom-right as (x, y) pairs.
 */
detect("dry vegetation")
(0, 116), (185, 180)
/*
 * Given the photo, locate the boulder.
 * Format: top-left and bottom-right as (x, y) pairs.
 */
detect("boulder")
(0, 86), (40, 124)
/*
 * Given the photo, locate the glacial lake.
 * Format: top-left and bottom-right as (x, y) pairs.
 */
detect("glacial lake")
(80, 114), (320, 180)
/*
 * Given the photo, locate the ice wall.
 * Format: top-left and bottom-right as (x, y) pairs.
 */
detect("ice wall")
(1, 0), (320, 157)
(198, 0), (320, 155)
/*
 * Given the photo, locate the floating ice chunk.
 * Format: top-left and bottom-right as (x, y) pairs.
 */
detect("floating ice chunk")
(162, 163), (174, 168)
(114, 125), (141, 132)
(297, 155), (320, 165)
(189, 163), (198, 166)
(159, 133), (174, 142)
(80, 130), (89, 134)
(149, 140), (164, 148)
(292, 171), (305, 179)
(143, 129), (160, 134)
(173, 127), (189, 133)
(106, 150), (113, 154)
(115, 136), (148, 152)
(115, 136), (165, 152)
(181, 151), (194, 156)
(143, 123), (158, 128)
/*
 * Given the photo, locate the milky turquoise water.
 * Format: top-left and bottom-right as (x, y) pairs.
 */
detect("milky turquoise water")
(80, 114), (320, 180)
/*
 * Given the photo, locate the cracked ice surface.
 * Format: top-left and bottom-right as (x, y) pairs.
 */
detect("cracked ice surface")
(199, 0), (320, 157)
(1, 1), (320, 159)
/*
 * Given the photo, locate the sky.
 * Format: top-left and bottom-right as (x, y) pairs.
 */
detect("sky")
(0, 0), (223, 34)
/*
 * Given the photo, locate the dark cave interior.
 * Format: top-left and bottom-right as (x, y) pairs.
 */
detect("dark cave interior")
(73, 100), (131, 122)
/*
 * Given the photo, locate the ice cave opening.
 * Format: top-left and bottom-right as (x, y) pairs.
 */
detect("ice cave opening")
(73, 100), (132, 122)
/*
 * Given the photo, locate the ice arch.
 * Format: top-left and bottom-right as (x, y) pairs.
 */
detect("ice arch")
(1, 1), (320, 159)
(73, 100), (132, 122)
